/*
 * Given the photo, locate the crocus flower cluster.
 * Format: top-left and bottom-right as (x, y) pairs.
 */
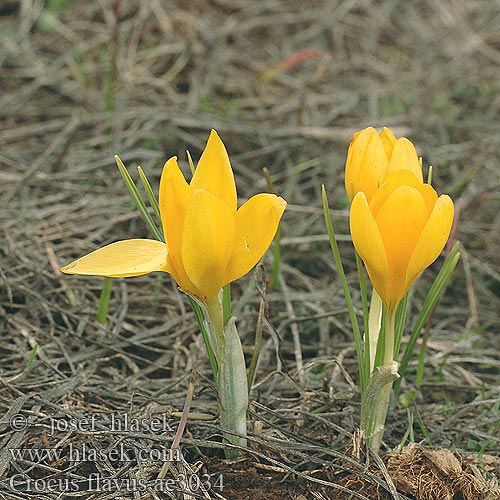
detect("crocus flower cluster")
(60, 126), (456, 457)
(346, 127), (454, 310)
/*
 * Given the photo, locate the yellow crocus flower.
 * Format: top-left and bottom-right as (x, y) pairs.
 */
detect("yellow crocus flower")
(345, 126), (423, 202)
(350, 170), (454, 308)
(61, 130), (287, 304)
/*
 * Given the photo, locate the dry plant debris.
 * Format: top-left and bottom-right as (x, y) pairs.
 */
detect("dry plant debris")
(386, 444), (499, 500)
(1, 0), (499, 498)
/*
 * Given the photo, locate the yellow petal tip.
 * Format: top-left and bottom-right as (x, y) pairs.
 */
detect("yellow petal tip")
(60, 261), (78, 274)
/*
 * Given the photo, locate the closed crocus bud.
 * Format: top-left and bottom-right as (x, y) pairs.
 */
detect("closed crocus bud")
(350, 170), (454, 308)
(345, 127), (423, 202)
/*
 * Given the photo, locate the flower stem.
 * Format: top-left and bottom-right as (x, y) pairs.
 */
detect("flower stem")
(361, 305), (399, 454)
(205, 296), (225, 351)
(383, 305), (396, 366)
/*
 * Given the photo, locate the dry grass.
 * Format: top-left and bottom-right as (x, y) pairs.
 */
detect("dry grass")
(1, 0), (499, 498)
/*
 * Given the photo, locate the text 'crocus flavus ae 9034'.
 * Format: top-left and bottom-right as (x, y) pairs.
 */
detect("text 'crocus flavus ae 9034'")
(61, 130), (286, 307)
(345, 126), (423, 202)
(350, 169), (454, 309)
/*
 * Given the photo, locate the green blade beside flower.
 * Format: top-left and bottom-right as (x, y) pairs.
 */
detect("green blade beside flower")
(115, 155), (164, 242)
(137, 165), (162, 227)
(395, 242), (460, 392)
(322, 185), (367, 392)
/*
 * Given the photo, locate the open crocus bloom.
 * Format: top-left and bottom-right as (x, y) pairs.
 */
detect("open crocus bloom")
(61, 130), (287, 303)
(350, 170), (454, 308)
(345, 126), (423, 202)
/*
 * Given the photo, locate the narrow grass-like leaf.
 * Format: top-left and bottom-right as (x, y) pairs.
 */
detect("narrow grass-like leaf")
(414, 201), (462, 385)
(63, 284), (78, 308)
(189, 296), (218, 380)
(223, 284), (231, 326)
(25, 344), (39, 371)
(355, 253), (369, 331)
(393, 291), (409, 357)
(395, 242), (460, 391)
(97, 276), (113, 324)
(373, 308), (387, 369)
(271, 226), (281, 290)
(416, 319), (432, 386)
(115, 155), (163, 242)
(247, 266), (266, 392)
(322, 185), (366, 391)
(415, 407), (429, 439)
(397, 409), (415, 452)
(247, 300), (264, 392)
(355, 252), (370, 378)
(137, 166), (162, 226)
(186, 150), (195, 175)
(263, 167), (281, 289)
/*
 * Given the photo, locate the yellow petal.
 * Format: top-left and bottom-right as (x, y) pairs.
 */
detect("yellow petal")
(387, 137), (423, 182)
(224, 194), (287, 284)
(190, 130), (237, 212)
(182, 189), (236, 301)
(375, 185), (429, 306)
(416, 183), (438, 216)
(370, 170), (423, 217)
(350, 192), (390, 303)
(351, 129), (363, 142)
(159, 156), (191, 246)
(159, 156), (199, 294)
(60, 239), (169, 277)
(405, 194), (454, 291)
(380, 127), (397, 158)
(345, 127), (388, 202)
